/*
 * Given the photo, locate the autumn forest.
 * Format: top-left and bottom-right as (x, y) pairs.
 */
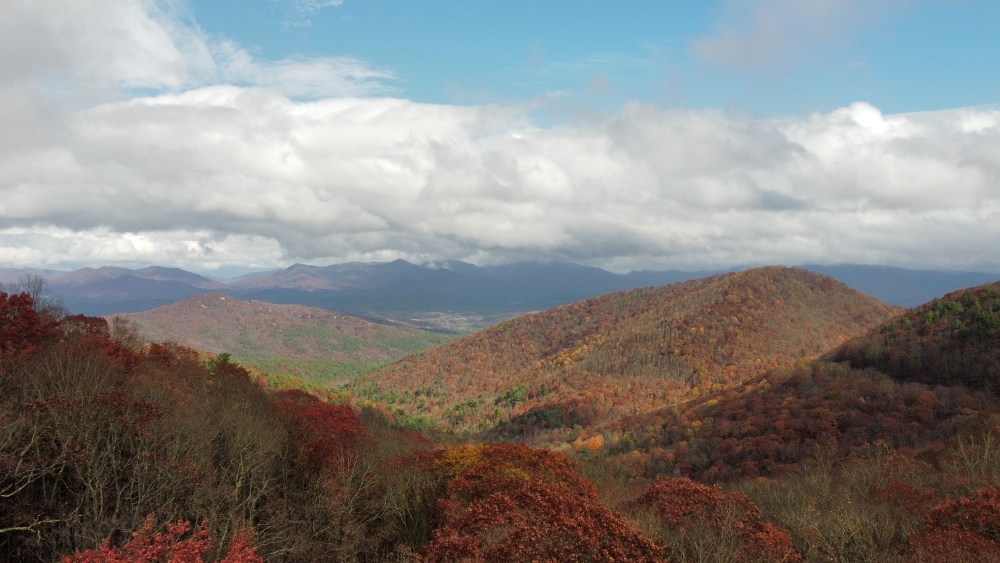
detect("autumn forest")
(3, 266), (1000, 562)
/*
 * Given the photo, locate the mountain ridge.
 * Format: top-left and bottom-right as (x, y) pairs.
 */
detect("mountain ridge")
(356, 266), (901, 437)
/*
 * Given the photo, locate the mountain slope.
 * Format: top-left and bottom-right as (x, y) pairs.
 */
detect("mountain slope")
(37, 260), (998, 327)
(231, 260), (713, 330)
(52, 266), (226, 289)
(828, 281), (1000, 390)
(115, 293), (454, 383)
(598, 285), (1000, 483)
(608, 360), (994, 483)
(358, 266), (900, 434)
(51, 266), (228, 315)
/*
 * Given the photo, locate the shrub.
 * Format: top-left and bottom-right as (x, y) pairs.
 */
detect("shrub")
(425, 443), (662, 563)
(626, 477), (801, 563)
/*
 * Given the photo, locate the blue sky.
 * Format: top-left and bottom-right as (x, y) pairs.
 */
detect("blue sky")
(2, 0), (1000, 274)
(187, 0), (1000, 116)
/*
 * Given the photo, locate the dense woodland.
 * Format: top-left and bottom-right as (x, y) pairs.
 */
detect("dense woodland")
(4, 267), (1000, 562)
(829, 282), (1000, 390)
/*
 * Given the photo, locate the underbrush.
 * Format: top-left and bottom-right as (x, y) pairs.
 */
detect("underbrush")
(0, 309), (443, 562)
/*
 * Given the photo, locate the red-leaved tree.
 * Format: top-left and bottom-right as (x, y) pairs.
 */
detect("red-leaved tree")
(275, 390), (368, 473)
(62, 515), (262, 563)
(0, 292), (58, 357)
(425, 443), (663, 563)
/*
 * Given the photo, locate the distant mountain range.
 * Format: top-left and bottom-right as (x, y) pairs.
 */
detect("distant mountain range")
(1, 261), (996, 329)
(800, 264), (999, 308)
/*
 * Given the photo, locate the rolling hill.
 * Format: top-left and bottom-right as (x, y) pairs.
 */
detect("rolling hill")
(828, 281), (1000, 390)
(594, 282), (1000, 483)
(114, 293), (454, 383)
(356, 266), (901, 436)
(608, 359), (995, 483)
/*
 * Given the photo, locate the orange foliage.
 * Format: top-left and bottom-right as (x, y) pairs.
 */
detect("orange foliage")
(360, 267), (898, 439)
(425, 443), (662, 563)
(907, 528), (1000, 563)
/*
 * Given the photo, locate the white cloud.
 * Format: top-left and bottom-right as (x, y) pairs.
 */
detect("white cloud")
(0, 0), (391, 101)
(0, 226), (285, 271)
(213, 42), (395, 98)
(293, 0), (344, 11)
(2, 0), (999, 274)
(3, 88), (1000, 272)
(691, 0), (908, 71)
(0, 0), (193, 92)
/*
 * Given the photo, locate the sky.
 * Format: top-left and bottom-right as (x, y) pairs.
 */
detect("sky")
(1, 0), (999, 275)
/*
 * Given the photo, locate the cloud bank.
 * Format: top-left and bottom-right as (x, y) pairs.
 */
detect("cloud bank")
(1, 0), (998, 273)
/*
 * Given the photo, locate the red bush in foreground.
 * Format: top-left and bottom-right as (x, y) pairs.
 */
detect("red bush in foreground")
(0, 292), (58, 357)
(908, 486), (1000, 562)
(63, 516), (262, 563)
(424, 443), (662, 563)
(275, 390), (368, 472)
(907, 528), (1000, 563)
(626, 477), (802, 563)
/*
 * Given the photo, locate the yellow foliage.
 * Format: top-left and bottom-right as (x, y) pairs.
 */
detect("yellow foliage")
(500, 467), (530, 481)
(436, 444), (482, 478)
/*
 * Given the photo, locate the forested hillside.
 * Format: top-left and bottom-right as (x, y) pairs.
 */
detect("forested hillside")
(582, 282), (1000, 483)
(116, 294), (454, 384)
(357, 267), (900, 437)
(604, 360), (994, 482)
(829, 282), (1000, 390)
(7, 276), (1000, 561)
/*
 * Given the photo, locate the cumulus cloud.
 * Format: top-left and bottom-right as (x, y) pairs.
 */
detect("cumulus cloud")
(0, 227), (284, 271)
(2, 87), (1000, 272)
(0, 0), (391, 100)
(691, 0), (907, 71)
(2, 0), (999, 274)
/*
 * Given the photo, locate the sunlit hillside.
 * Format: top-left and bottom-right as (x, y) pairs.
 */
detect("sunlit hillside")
(356, 267), (900, 437)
